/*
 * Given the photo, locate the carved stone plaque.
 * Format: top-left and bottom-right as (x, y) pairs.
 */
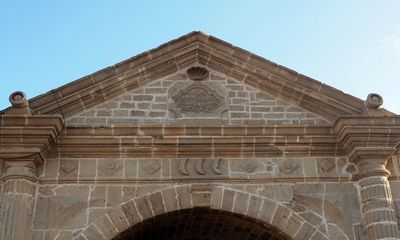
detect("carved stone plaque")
(168, 82), (228, 120)
(172, 85), (222, 114)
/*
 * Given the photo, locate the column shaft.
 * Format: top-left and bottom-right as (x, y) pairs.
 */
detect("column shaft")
(359, 176), (400, 239)
(0, 179), (36, 240)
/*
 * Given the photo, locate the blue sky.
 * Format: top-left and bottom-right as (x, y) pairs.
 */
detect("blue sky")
(1, 0), (399, 113)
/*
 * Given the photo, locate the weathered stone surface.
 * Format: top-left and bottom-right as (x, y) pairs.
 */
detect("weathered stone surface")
(2, 31), (400, 240)
(259, 199), (278, 223)
(134, 197), (153, 220)
(107, 207), (130, 232)
(82, 224), (105, 240)
(33, 186), (90, 230)
(0, 179), (36, 240)
(247, 195), (262, 219)
(66, 68), (329, 126)
(94, 215), (118, 239)
(121, 200), (142, 225)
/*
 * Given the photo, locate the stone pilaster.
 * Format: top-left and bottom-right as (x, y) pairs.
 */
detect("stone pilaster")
(0, 91), (64, 240)
(334, 113), (400, 239)
(356, 158), (400, 239)
(0, 160), (37, 240)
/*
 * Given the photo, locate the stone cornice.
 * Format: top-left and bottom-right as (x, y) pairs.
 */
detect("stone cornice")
(1, 115), (399, 166)
(0, 115), (64, 163)
(1, 32), (373, 121)
(47, 125), (340, 158)
(333, 117), (400, 158)
(333, 116), (400, 177)
(195, 42), (365, 120)
(44, 118), (400, 164)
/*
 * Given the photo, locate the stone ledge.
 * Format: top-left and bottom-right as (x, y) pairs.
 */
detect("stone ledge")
(63, 125), (333, 137)
(334, 116), (400, 164)
(0, 115), (64, 159)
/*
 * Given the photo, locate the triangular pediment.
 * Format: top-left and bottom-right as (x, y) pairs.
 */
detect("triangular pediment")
(23, 31), (366, 123)
(66, 67), (330, 126)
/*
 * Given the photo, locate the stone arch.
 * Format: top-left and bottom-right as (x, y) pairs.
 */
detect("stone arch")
(73, 185), (332, 240)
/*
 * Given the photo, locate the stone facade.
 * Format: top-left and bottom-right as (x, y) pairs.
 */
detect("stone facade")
(1, 31), (400, 240)
(67, 68), (328, 126)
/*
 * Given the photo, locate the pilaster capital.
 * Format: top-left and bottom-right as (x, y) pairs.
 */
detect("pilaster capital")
(350, 147), (392, 179)
(333, 116), (400, 179)
(1, 92), (64, 180)
(2, 158), (38, 182)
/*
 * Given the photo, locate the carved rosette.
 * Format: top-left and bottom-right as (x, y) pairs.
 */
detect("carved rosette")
(60, 159), (78, 175)
(279, 159), (300, 174)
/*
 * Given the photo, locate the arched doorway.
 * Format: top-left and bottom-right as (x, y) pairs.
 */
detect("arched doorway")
(74, 185), (329, 240)
(113, 207), (286, 240)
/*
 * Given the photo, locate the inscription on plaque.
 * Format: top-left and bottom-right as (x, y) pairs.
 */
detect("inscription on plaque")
(172, 84), (223, 114)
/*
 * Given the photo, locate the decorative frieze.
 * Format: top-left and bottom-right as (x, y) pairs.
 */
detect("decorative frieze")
(40, 157), (353, 182)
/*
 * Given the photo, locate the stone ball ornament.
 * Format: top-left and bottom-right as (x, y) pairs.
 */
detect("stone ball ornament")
(366, 93), (383, 109)
(186, 66), (209, 81)
(9, 91), (29, 108)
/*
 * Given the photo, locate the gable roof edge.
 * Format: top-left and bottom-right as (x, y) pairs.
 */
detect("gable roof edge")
(2, 31), (369, 121)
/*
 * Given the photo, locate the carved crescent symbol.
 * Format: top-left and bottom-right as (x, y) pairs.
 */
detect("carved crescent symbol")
(179, 158), (189, 175)
(212, 158), (222, 175)
(195, 159), (205, 175)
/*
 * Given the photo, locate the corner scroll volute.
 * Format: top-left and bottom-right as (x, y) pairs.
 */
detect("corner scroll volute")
(361, 93), (393, 117)
(5, 91), (32, 116)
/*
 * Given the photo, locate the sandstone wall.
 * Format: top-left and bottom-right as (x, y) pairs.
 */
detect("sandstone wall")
(0, 164), (2, 206)
(389, 154), (400, 232)
(31, 68), (366, 239)
(66, 69), (329, 126)
(32, 182), (361, 240)
(1, 33), (398, 240)
(31, 156), (364, 240)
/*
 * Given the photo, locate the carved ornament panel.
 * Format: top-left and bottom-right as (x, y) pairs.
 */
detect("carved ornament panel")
(172, 85), (222, 114)
(168, 81), (228, 120)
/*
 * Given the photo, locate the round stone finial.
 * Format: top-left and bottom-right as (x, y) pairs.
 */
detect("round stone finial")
(186, 66), (209, 81)
(366, 93), (383, 109)
(9, 91), (28, 108)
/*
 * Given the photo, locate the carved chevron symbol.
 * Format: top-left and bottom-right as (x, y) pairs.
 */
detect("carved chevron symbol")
(99, 160), (122, 176)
